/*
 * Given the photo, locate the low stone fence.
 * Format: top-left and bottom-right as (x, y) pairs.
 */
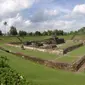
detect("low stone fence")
(71, 55), (85, 71)
(63, 43), (83, 54)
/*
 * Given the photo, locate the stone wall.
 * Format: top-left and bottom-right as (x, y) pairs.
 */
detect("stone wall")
(63, 43), (83, 54)
(71, 55), (85, 71)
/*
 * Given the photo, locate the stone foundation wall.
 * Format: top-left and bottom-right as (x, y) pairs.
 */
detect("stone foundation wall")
(63, 43), (83, 54)
(71, 55), (85, 71)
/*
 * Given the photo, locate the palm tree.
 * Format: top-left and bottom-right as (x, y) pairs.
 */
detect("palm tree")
(4, 21), (7, 36)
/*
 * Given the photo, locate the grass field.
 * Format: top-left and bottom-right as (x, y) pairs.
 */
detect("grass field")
(57, 46), (85, 62)
(57, 40), (82, 49)
(0, 35), (85, 85)
(0, 50), (85, 85)
(0, 35), (85, 62)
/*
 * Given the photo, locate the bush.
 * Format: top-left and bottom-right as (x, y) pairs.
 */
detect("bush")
(0, 56), (37, 85)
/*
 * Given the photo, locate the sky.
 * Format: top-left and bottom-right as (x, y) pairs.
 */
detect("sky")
(0, 0), (85, 33)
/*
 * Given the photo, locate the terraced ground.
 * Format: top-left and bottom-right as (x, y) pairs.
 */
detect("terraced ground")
(0, 35), (85, 85)
(1, 36), (85, 62)
(1, 49), (85, 85)
(56, 46), (85, 62)
(57, 40), (82, 49)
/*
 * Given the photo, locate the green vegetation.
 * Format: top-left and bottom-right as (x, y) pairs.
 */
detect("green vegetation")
(0, 50), (85, 85)
(0, 56), (29, 85)
(3, 45), (57, 60)
(57, 46), (85, 62)
(57, 40), (82, 49)
(0, 34), (85, 85)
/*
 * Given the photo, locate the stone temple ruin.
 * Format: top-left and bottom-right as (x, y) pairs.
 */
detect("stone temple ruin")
(8, 36), (83, 55)
(24, 36), (65, 49)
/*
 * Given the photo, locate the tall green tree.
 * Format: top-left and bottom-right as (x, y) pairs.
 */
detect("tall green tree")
(0, 30), (2, 35)
(9, 26), (18, 35)
(19, 30), (27, 36)
(3, 21), (7, 35)
(47, 30), (53, 36)
(34, 31), (41, 36)
(42, 31), (48, 36)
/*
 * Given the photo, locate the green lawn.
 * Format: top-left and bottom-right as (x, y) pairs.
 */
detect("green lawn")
(0, 50), (85, 85)
(0, 36), (85, 85)
(68, 46), (85, 56)
(57, 46), (85, 62)
(57, 40), (82, 49)
(2, 44), (85, 63)
(0, 36), (84, 62)
(3, 45), (57, 60)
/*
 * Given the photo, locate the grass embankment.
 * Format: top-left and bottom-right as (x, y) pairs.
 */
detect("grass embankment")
(57, 46), (85, 62)
(57, 40), (82, 49)
(0, 50), (85, 85)
(0, 35), (85, 85)
(0, 36), (85, 62)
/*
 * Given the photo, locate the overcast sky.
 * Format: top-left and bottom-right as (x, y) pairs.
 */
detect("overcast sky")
(0, 0), (85, 33)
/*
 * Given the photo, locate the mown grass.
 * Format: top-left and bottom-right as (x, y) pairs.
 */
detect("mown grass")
(57, 40), (82, 49)
(0, 36), (85, 62)
(0, 50), (85, 85)
(0, 35), (85, 85)
(3, 45), (57, 60)
(57, 46), (85, 62)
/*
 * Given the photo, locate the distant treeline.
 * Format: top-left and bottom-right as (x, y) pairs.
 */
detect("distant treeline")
(0, 26), (85, 36)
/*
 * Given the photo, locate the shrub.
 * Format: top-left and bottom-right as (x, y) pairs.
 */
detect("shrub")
(0, 56), (37, 85)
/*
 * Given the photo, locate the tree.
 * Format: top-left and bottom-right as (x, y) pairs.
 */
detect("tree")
(19, 30), (27, 36)
(3, 21), (7, 35)
(42, 31), (48, 36)
(0, 30), (2, 35)
(47, 30), (52, 36)
(28, 32), (34, 36)
(9, 26), (18, 35)
(34, 31), (41, 36)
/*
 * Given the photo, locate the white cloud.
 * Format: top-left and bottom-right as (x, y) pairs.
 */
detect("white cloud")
(45, 9), (59, 16)
(39, 20), (76, 32)
(73, 4), (85, 14)
(1, 2), (85, 33)
(0, 13), (32, 33)
(0, 0), (35, 16)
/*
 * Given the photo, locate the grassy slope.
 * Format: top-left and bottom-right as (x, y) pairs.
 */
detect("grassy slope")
(0, 36), (85, 85)
(3, 45), (57, 60)
(57, 46), (85, 62)
(0, 50), (85, 85)
(1, 35), (85, 62)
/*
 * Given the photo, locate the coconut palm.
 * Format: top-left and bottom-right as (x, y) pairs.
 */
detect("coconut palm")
(4, 21), (7, 36)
